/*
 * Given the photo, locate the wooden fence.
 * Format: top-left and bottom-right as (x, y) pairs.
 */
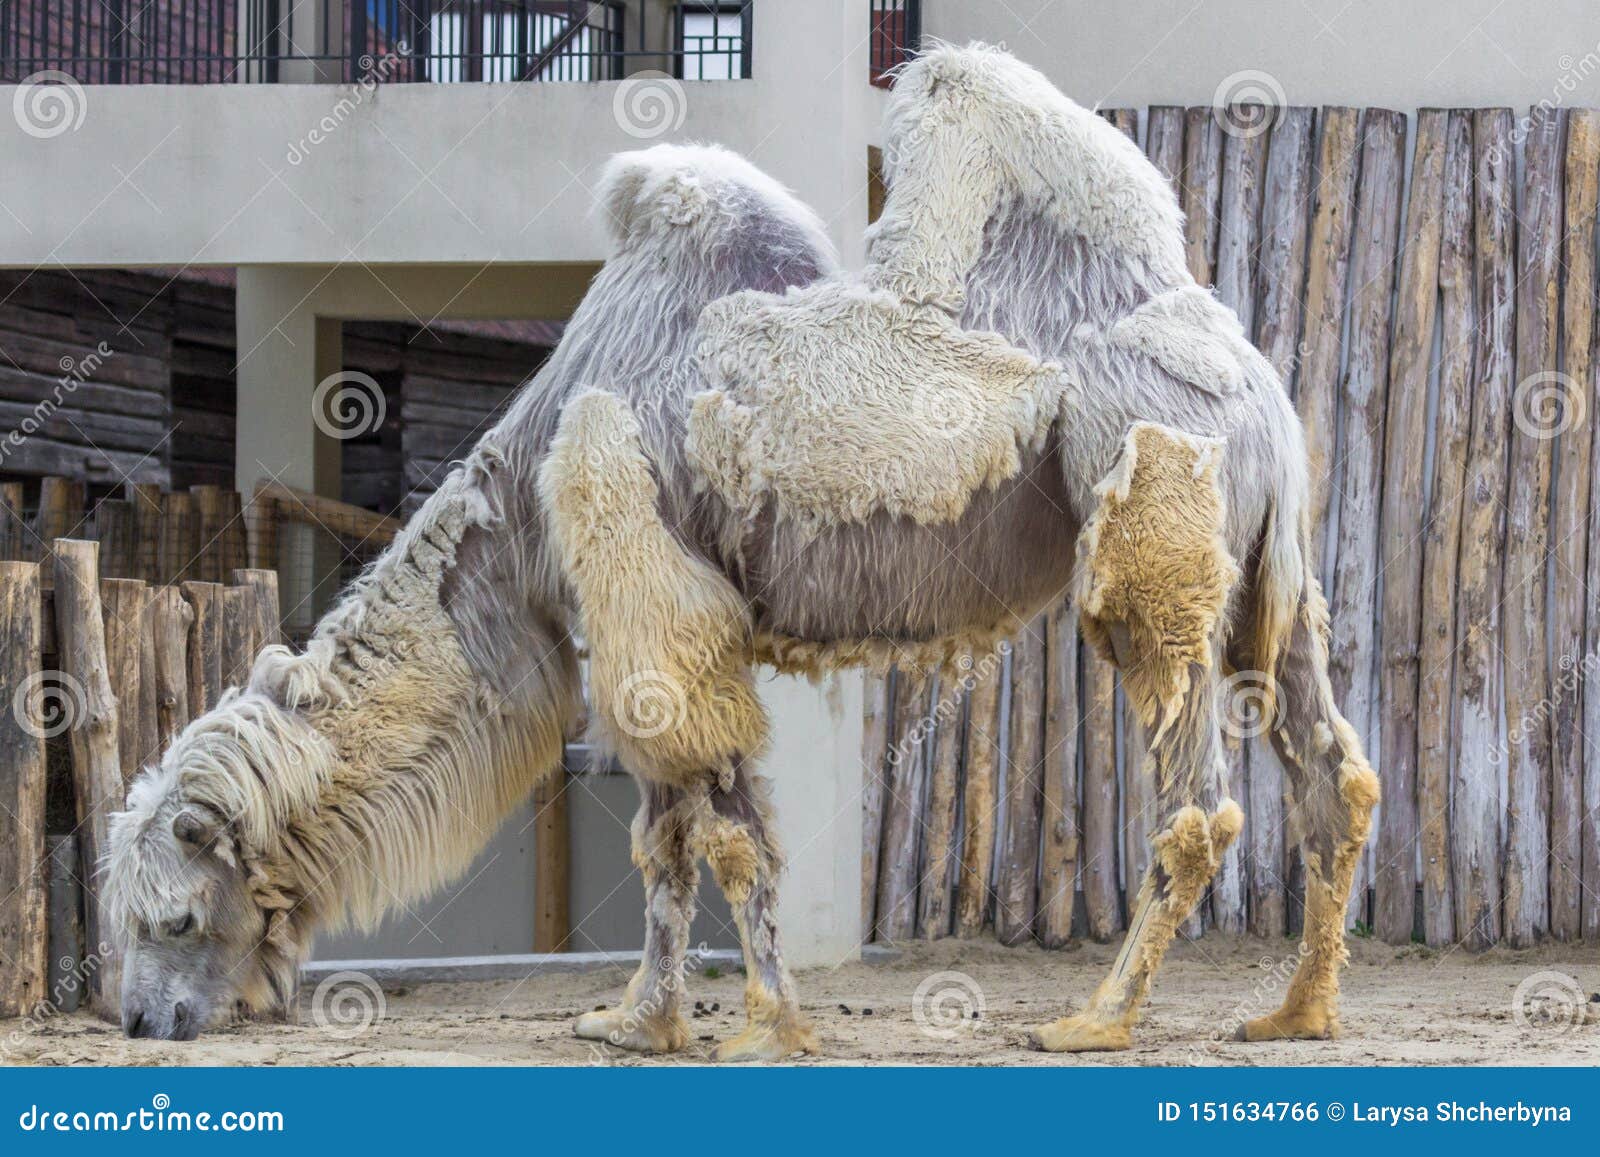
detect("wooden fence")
(863, 104), (1600, 951)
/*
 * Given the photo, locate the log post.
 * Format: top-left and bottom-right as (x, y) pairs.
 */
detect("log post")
(996, 617), (1045, 945)
(159, 490), (197, 587)
(36, 477), (85, 579)
(219, 587), (252, 691)
(1373, 109), (1447, 944)
(182, 582), (224, 717)
(125, 482), (164, 586)
(1181, 107), (1223, 285)
(531, 770), (570, 953)
(955, 651), (1003, 938)
(1452, 109), (1516, 950)
(875, 667), (931, 941)
(0, 562), (49, 1018)
(859, 672), (891, 941)
(99, 578), (150, 787)
(1037, 599), (1081, 947)
(150, 586), (194, 751)
(917, 672), (965, 939)
(51, 538), (123, 1021)
(1416, 110), (1475, 947)
(1502, 105), (1563, 947)
(1550, 109), (1599, 942)
(94, 499), (136, 581)
(0, 482), (25, 561)
(232, 567), (282, 650)
(190, 485), (224, 584)
(1081, 636), (1120, 942)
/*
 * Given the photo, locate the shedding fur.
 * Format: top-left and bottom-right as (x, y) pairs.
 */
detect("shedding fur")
(539, 388), (768, 781)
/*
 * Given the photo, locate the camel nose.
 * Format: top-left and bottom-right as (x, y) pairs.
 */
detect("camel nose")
(124, 1008), (149, 1038)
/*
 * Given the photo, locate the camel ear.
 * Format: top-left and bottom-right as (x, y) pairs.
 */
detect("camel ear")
(171, 807), (220, 848)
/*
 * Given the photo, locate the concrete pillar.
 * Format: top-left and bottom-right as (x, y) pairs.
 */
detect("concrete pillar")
(235, 265), (344, 634)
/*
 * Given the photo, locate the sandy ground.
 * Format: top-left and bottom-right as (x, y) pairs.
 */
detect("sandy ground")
(4, 936), (1597, 1067)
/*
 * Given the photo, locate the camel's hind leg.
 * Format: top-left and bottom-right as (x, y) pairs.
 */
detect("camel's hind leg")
(1031, 422), (1243, 1053)
(574, 778), (698, 1053)
(1237, 580), (1379, 1042)
(697, 756), (819, 1062)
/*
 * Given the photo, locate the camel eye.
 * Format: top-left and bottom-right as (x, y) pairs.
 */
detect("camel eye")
(169, 914), (195, 937)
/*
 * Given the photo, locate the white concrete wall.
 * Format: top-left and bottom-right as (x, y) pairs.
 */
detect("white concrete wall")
(924, 0), (1600, 110)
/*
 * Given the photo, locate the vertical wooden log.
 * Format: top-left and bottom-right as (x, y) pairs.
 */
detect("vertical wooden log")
(182, 581), (225, 718)
(1146, 106), (1186, 189)
(1586, 294), (1600, 940)
(1452, 109), (1516, 950)
(1081, 637), (1120, 941)
(1502, 105), (1563, 948)
(859, 671), (891, 941)
(160, 490), (197, 587)
(51, 539), (123, 1020)
(1037, 599), (1080, 947)
(246, 488), (280, 573)
(0, 562), (49, 1018)
(136, 587), (160, 769)
(1550, 109), (1599, 942)
(46, 835), (84, 1015)
(99, 578), (149, 788)
(231, 567), (282, 650)
(530, 770), (570, 953)
(36, 477), (86, 579)
(218, 491), (248, 577)
(126, 482), (163, 586)
(219, 587), (252, 691)
(94, 500), (136, 581)
(1417, 110), (1476, 948)
(1182, 107), (1223, 285)
(875, 667), (930, 941)
(190, 485), (223, 584)
(1297, 108), (1363, 575)
(918, 672), (966, 939)
(955, 651), (1003, 938)
(1373, 109), (1448, 944)
(151, 586), (194, 751)
(0, 482), (25, 561)
(1210, 116), (1269, 935)
(996, 618), (1045, 945)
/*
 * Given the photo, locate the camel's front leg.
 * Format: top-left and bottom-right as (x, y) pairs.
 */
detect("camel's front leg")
(574, 778), (697, 1053)
(697, 757), (819, 1062)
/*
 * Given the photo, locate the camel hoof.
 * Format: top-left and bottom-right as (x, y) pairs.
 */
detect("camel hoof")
(710, 1019), (820, 1063)
(1234, 1008), (1337, 1043)
(1027, 1014), (1133, 1053)
(574, 1007), (689, 1054)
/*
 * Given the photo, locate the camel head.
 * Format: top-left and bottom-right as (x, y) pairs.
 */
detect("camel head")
(105, 689), (321, 1040)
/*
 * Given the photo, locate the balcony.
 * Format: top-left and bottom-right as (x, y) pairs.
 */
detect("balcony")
(0, 0), (753, 85)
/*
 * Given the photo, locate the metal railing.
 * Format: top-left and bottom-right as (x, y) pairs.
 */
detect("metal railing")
(0, 1), (753, 85)
(869, 0), (918, 87)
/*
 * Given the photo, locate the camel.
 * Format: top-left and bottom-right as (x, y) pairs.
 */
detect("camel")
(104, 43), (1377, 1058)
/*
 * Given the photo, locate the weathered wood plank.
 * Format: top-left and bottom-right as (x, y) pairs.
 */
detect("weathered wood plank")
(1502, 105), (1563, 947)
(1328, 108), (1405, 929)
(0, 562), (49, 1018)
(859, 672), (891, 941)
(159, 490), (197, 587)
(1452, 109), (1516, 950)
(996, 618), (1045, 945)
(190, 485), (224, 584)
(0, 482), (24, 561)
(955, 652), (1003, 938)
(99, 578), (149, 788)
(1081, 638), (1120, 942)
(1550, 109), (1599, 942)
(1182, 108), (1224, 285)
(1037, 600), (1080, 948)
(1256, 108), (1317, 388)
(52, 539), (124, 1020)
(1296, 108), (1363, 575)
(219, 587), (252, 692)
(151, 586), (194, 752)
(1373, 108), (1448, 944)
(182, 581), (225, 718)
(1417, 110), (1476, 948)
(918, 670), (966, 939)
(531, 771), (570, 953)
(125, 482), (163, 586)
(875, 667), (930, 942)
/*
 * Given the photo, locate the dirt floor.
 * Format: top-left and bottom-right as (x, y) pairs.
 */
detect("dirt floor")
(5, 936), (1597, 1066)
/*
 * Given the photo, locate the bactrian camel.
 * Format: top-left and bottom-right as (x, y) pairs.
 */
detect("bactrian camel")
(105, 43), (1377, 1057)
